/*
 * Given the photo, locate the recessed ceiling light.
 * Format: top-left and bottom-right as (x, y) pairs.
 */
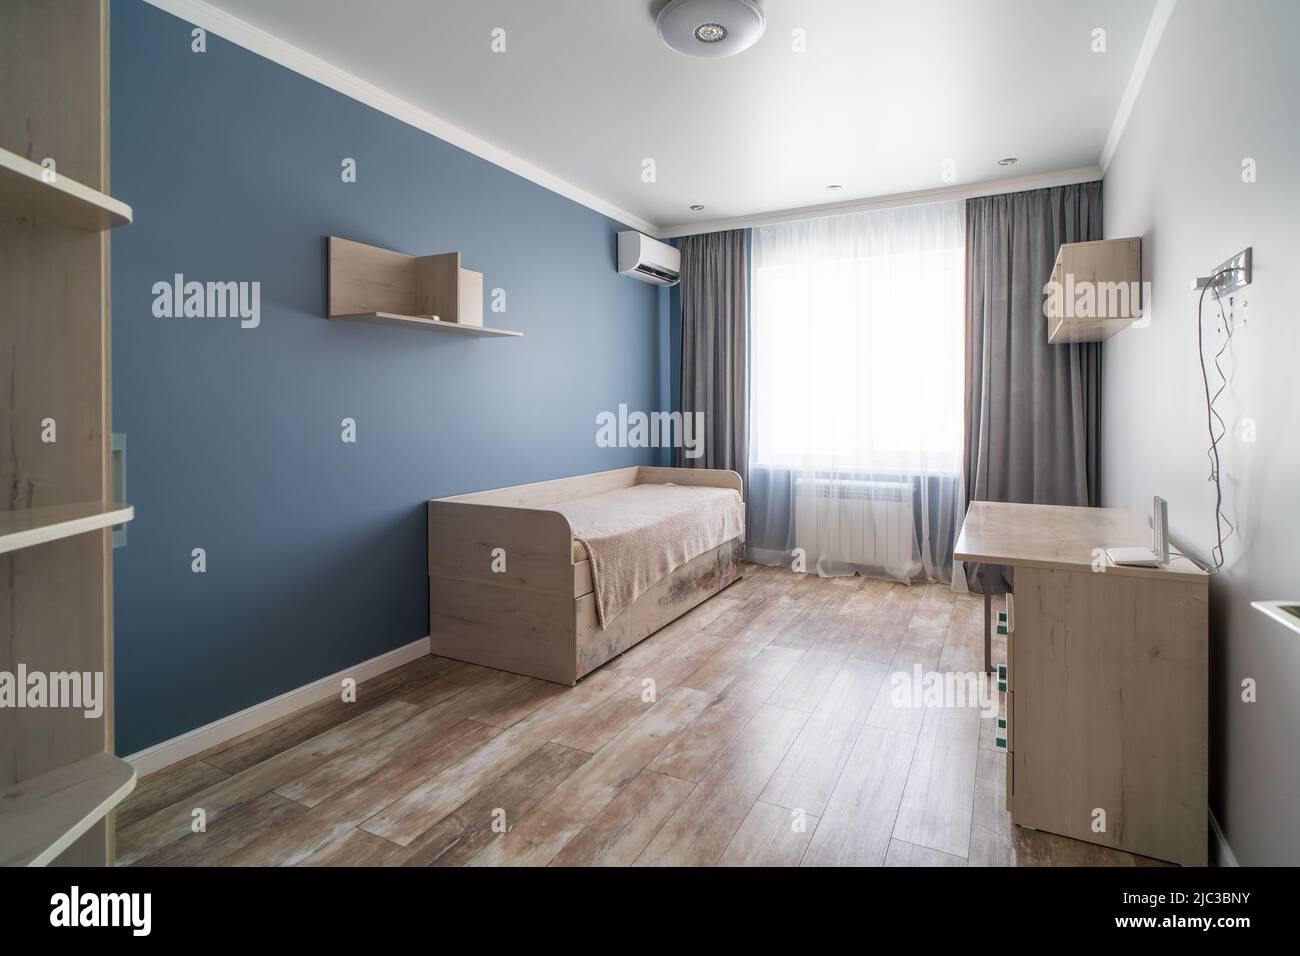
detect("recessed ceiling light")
(657, 0), (766, 58)
(689, 204), (705, 211)
(998, 157), (1019, 166)
(826, 184), (843, 191)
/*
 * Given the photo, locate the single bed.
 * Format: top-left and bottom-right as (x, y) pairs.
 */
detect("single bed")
(428, 465), (745, 684)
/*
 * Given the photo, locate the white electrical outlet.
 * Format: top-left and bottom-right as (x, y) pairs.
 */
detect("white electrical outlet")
(1192, 247), (1252, 293)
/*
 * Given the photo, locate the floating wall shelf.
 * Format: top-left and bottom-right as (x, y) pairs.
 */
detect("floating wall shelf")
(334, 312), (522, 336)
(1046, 237), (1143, 344)
(0, 146), (133, 231)
(1252, 601), (1300, 637)
(327, 236), (521, 337)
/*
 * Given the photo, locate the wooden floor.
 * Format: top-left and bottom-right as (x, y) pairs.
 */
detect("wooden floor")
(117, 566), (1169, 867)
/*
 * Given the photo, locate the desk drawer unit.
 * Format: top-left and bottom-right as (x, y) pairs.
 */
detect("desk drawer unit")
(1004, 595), (1014, 799)
(1005, 593), (1014, 685)
(1010, 564), (1208, 865)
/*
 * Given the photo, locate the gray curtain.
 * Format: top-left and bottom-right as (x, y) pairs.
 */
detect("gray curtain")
(677, 229), (749, 494)
(963, 182), (1103, 593)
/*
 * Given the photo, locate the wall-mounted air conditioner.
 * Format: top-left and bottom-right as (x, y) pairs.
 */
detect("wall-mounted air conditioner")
(617, 231), (680, 286)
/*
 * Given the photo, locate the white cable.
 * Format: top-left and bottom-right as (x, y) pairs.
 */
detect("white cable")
(1195, 268), (1236, 571)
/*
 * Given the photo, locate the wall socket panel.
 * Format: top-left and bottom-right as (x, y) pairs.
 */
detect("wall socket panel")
(1192, 247), (1252, 293)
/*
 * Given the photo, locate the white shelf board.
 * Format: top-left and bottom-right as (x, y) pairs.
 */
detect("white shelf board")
(0, 753), (136, 867)
(0, 146), (133, 231)
(0, 502), (134, 555)
(332, 312), (522, 337)
(1252, 601), (1300, 636)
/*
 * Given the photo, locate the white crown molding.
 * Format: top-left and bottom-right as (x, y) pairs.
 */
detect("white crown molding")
(658, 166), (1105, 238)
(142, 0), (1155, 241)
(142, 0), (660, 236)
(1100, 0), (1178, 172)
(124, 636), (430, 776)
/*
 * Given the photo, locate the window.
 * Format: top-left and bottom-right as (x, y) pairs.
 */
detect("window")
(749, 199), (966, 475)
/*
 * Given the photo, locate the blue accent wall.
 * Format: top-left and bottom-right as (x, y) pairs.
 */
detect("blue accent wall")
(110, 2), (662, 754)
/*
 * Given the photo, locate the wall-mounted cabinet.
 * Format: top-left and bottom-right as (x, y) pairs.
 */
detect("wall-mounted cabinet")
(327, 236), (521, 337)
(1046, 237), (1143, 344)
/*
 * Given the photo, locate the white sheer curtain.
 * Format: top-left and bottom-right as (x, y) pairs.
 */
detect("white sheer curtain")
(747, 199), (966, 583)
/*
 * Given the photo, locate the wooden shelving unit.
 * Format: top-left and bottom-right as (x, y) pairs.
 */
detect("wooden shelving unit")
(328, 235), (522, 337)
(0, 753), (136, 867)
(0, 146), (133, 231)
(0, 502), (134, 556)
(1046, 237), (1143, 344)
(1, 1), (132, 867)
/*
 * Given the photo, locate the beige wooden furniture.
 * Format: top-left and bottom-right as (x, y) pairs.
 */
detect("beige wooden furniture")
(0, 0), (136, 866)
(0, 147), (132, 231)
(327, 235), (520, 336)
(429, 466), (744, 685)
(1046, 237), (1142, 344)
(955, 501), (1208, 866)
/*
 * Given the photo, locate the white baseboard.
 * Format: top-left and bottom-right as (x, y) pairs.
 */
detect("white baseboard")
(1209, 810), (1238, 867)
(124, 637), (431, 777)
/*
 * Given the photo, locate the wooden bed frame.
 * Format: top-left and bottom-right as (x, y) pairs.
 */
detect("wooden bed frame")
(428, 466), (744, 684)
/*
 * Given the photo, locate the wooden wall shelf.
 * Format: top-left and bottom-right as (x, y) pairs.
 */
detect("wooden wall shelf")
(0, 753), (136, 867)
(334, 312), (522, 336)
(0, 146), (132, 231)
(0, 502), (135, 556)
(328, 236), (521, 337)
(1046, 237), (1143, 344)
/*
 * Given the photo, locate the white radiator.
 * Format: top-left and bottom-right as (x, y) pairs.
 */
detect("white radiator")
(794, 477), (919, 574)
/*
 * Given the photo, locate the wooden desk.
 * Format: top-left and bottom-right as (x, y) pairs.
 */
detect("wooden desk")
(955, 501), (1208, 866)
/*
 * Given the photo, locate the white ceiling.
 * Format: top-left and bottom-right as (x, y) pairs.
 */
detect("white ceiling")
(191, 0), (1158, 233)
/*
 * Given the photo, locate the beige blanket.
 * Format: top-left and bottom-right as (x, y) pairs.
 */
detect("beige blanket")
(552, 483), (745, 628)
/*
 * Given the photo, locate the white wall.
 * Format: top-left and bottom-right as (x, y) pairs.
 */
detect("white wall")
(1102, 0), (1300, 865)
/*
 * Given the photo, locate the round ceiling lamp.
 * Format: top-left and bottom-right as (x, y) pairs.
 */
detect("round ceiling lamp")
(657, 0), (766, 58)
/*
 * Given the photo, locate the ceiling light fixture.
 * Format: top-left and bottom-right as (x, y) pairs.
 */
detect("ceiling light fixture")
(657, 0), (766, 59)
(998, 157), (1019, 166)
(689, 204), (705, 211)
(826, 184), (843, 191)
